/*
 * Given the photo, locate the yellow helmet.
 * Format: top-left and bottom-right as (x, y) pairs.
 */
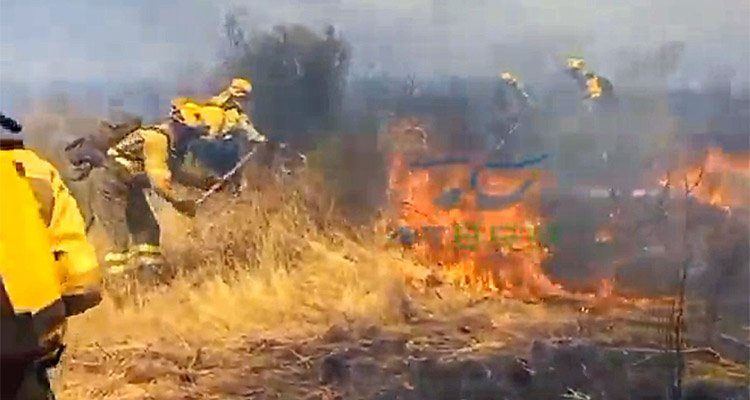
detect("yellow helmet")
(567, 57), (586, 71)
(500, 71), (518, 86)
(228, 78), (252, 98)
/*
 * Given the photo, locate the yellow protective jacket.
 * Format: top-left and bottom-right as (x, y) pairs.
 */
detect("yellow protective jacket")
(106, 123), (217, 205)
(172, 92), (266, 141)
(1, 149), (102, 318)
(0, 153), (67, 359)
(585, 76), (603, 99)
(567, 57), (586, 71)
(106, 124), (181, 202)
(171, 97), (227, 136)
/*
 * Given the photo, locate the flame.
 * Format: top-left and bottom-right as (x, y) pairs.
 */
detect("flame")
(699, 147), (749, 209)
(597, 278), (615, 298)
(595, 226), (614, 244)
(385, 119), (562, 299)
(667, 147), (749, 210)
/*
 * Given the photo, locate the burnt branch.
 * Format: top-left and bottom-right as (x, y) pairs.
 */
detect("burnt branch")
(670, 164), (705, 399)
(684, 167), (704, 195)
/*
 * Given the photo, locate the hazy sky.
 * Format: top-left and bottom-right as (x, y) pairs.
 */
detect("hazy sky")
(1, 0), (748, 88)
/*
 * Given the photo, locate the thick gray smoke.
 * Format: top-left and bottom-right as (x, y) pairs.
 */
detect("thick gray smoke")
(1, 0), (748, 88)
(1, 0), (746, 182)
(615, 42), (687, 84)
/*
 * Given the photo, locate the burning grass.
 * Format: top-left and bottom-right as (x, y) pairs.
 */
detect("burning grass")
(665, 146), (750, 210)
(385, 147), (562, 299)
(34, 119), (748, 398)
(55, 170), (749, 398)
(56, 172), (431, 398)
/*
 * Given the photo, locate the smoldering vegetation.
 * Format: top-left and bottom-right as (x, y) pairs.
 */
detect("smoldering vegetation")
(375, 339), (749, 400)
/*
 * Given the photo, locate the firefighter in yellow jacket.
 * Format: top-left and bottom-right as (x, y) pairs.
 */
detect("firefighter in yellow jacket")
(171, 78), (267, 142)
(564, 57), (615, 110)
(206, 78), (255, 135)
(92, 116), (212, 280)
(1, 113), (102, 400)
(565, 56), (588, 89)
(170, 77), (267, 192)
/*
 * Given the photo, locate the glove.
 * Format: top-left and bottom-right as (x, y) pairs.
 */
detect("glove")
(70, 162), (93, 181)
(248, 128), (268, 143)
(172, 199), (197, 217)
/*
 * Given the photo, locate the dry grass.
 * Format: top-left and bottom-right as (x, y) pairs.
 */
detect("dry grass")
(64, 171), (422, 348)
(54, 171), (436, 398)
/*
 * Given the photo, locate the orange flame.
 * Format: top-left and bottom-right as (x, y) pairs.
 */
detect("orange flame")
(666, 147), (749, 210)
(385, 119), (562, 299)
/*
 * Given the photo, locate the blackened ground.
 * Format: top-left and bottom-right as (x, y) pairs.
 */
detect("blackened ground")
(540, 191), (749, 334)
(60, 297), (748, 400)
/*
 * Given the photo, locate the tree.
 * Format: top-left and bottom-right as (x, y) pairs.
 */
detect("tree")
(219, 13), (351, 146)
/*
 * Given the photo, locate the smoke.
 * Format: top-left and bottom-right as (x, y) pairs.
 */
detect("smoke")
(0, 0), (221, 83)
(615, 42), (687, 84)
(0, 0), (746, 174)
(1, 0), (748, 87)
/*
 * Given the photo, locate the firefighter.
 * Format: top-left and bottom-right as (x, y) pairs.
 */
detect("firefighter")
(499, 71), (532, 105)
(564, 57), (615, 111)
(491, 71), (532, 151)
(91, 115), (212, 283)
(172, 78), (268, 192)
(565, 56), (588, 90)
(567, 56), (586, 71)
(206, 78), (267, 151)
(582, 72), (615, 112)
(171, 78), (267, 143)
(584, 72), (603, 100)
(1, 113), (102, 400)
(0, 115), (101, 298)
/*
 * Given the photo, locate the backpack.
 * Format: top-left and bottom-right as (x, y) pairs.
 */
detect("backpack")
(171, 97), (231, 136)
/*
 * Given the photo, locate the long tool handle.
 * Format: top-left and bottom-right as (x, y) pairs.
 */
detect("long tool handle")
(494, 121), (520, 151)
(196, 147), (257, 205)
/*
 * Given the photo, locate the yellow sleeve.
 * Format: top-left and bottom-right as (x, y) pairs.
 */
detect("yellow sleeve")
(586, 78), (602, 98)
(0, 153), (62, 313)
(48, 166), (102, 296)
(141, 129), (174, 196)
(206, 90), (231, 107)
(225, 109), (266, 142)
(222, 108), (243, 130)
